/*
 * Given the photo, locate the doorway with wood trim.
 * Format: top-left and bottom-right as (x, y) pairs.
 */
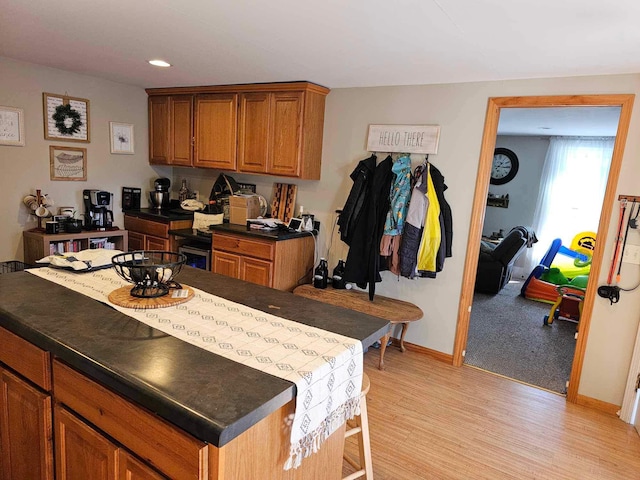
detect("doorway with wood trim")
(453, 94), (635, 403)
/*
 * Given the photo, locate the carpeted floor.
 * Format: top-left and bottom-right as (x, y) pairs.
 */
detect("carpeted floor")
(464, 280), (576, 394)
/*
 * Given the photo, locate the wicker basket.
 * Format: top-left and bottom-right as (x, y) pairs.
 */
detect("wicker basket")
(0, 260), (31, 274)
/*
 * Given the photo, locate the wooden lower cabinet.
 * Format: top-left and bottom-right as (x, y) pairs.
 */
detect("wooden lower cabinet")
(0, 325), (348, 480)
(0, 367), (53, 480)
(119, 451), (166, 480)
(212, 232), (313, 291)
(55, 405), (166, 480)
(55, 405), (117, 480)
(212, 251), (272, 287)
(124, 214), (191, 252)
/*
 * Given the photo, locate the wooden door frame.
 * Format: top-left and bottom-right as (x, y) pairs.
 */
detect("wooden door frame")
(452, 94), (635, 403)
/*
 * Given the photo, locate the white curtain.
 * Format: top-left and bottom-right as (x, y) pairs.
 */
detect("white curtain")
(523, 136), (614, 272)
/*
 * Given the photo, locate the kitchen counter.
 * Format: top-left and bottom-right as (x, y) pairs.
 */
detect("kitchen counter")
(0, 267), (388, 447)
(124, 207), (194, 222)
(170, 223), (314, 243)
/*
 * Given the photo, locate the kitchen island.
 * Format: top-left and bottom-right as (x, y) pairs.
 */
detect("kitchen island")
(0, 267), (389, 479)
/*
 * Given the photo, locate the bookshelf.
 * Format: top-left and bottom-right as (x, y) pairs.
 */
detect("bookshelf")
(23, 229), (128, 265)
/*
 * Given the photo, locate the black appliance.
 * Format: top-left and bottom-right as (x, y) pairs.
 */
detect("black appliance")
(150, 177), (171, 210)
(83, 189), (114, 230)
(122, 187), (141, 211)
(179, 244), (211, 270)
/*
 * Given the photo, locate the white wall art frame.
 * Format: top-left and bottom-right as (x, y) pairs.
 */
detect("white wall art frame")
(109, 122), (134, 154)
(0, 106), (25, 146)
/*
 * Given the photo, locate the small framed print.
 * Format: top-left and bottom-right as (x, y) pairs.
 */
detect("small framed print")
(50, 145), (87, 181)
(43, 92), (90, 142)
(110, 122), (134, 154)
(0, 106), (25, 146)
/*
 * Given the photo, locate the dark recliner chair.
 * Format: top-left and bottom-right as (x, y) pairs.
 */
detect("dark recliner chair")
(475, 226), (537, 294)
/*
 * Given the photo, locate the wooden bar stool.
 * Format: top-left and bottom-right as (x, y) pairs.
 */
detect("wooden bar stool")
(343, 373), (373, 480)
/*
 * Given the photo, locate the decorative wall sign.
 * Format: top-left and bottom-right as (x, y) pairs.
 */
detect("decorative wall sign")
(110, 122), (134, 154)
(43, 92), (90, 142)
(50, 145), (87, 181)
(0, 106), (25, 146)
(366, 124), (440, 154)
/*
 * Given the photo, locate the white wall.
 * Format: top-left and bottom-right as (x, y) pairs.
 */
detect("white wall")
(4, 55), (640, 407)
(317, 77), (640, 407)
(177, 75), (640, 406)
(485, 136), (548, 278)
(0, 56), (170, 262)
(484, 135), (548, 237)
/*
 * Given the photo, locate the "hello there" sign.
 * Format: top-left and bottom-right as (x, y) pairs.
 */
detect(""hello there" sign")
(366, 124), (440, 154)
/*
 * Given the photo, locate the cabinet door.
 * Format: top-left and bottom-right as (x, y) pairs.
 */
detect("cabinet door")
(149, 96), (171, 165)
(238, 92), (270, 174)
(128, 231), (145, 251)
(0, 368), (53, 480)
(145, 236), (169, 251)
(55, 405), (117, 480)
(118, 451), (166, 480)
(268, 91), (303, 177)
(194, 94), (238, 170)
(240, 257), (273, 287)
(170, 95), (194, 166)
(212, 251), (240, 278)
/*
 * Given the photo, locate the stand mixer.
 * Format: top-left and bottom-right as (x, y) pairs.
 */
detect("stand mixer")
(150, 178), (171, 210)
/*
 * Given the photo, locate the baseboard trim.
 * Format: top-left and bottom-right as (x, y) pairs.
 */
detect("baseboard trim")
(386, 343), (620, 415)
(576, 394), (620, 416)
(390, 338), (453, 364)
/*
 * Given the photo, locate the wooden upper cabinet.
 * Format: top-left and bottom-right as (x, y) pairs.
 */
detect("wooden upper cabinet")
(149, 95), (193, 166)
(268, 91), (303, 177)
(194, 93), (238, 170)
(149, 96), (170, 165)
(147, 82), (329, 178)
(169, 95), (194, 166)
(238, 92), (270, 174)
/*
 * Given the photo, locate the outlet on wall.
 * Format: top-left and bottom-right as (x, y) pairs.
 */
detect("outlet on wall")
(622, 244), (640, 265)
(192, 190), (199, 201)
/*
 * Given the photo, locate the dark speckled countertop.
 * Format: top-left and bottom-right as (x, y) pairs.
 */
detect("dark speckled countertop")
(126, 208), (313, 242)
(0, 267), (389, 446)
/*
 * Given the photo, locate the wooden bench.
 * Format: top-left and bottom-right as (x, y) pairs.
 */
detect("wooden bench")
(293, 284), (423, 369)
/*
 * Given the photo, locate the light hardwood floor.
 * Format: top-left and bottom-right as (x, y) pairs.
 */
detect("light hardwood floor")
(343, 347), (640, 479)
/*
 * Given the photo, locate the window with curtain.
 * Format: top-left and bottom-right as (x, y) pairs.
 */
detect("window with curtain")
(523, 136), (614, 273)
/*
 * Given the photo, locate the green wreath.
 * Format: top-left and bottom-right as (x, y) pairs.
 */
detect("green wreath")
(52, 104), (82, 135)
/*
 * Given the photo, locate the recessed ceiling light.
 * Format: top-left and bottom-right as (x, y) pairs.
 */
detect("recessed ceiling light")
(148, 59), (172, 68)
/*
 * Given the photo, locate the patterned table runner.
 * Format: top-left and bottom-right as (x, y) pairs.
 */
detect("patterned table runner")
(28, 267), (363, 469)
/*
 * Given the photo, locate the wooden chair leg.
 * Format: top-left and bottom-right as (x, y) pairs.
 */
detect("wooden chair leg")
(357, 394), (373, 479)
(343, 374), (372, 480)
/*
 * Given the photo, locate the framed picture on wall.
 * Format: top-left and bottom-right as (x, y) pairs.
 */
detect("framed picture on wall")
(0, 106), (25, 146)
(50, 145), (87, 181)
(43, 92), (90, 142)
(109, 122), (134, 154)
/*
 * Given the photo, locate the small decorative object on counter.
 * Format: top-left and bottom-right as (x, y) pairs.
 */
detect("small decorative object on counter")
(179, 179), (190, 202)
(332, 259), (346, 289)
(313, 258), (329, 289)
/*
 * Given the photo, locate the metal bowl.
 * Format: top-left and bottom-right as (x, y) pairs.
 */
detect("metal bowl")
(111, 251), (186, 298)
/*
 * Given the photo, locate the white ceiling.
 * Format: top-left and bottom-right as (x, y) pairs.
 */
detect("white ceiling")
(498, 107), (622, 137)
(2, 0), (640, 90)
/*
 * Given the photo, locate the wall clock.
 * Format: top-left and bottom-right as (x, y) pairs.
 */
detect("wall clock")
(490, 147), (519, 185)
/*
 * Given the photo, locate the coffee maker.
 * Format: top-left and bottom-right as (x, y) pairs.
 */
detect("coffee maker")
(83, 190), (114, 230)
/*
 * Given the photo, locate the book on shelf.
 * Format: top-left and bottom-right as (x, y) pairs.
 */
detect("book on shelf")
(89, 238), (115, 250)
